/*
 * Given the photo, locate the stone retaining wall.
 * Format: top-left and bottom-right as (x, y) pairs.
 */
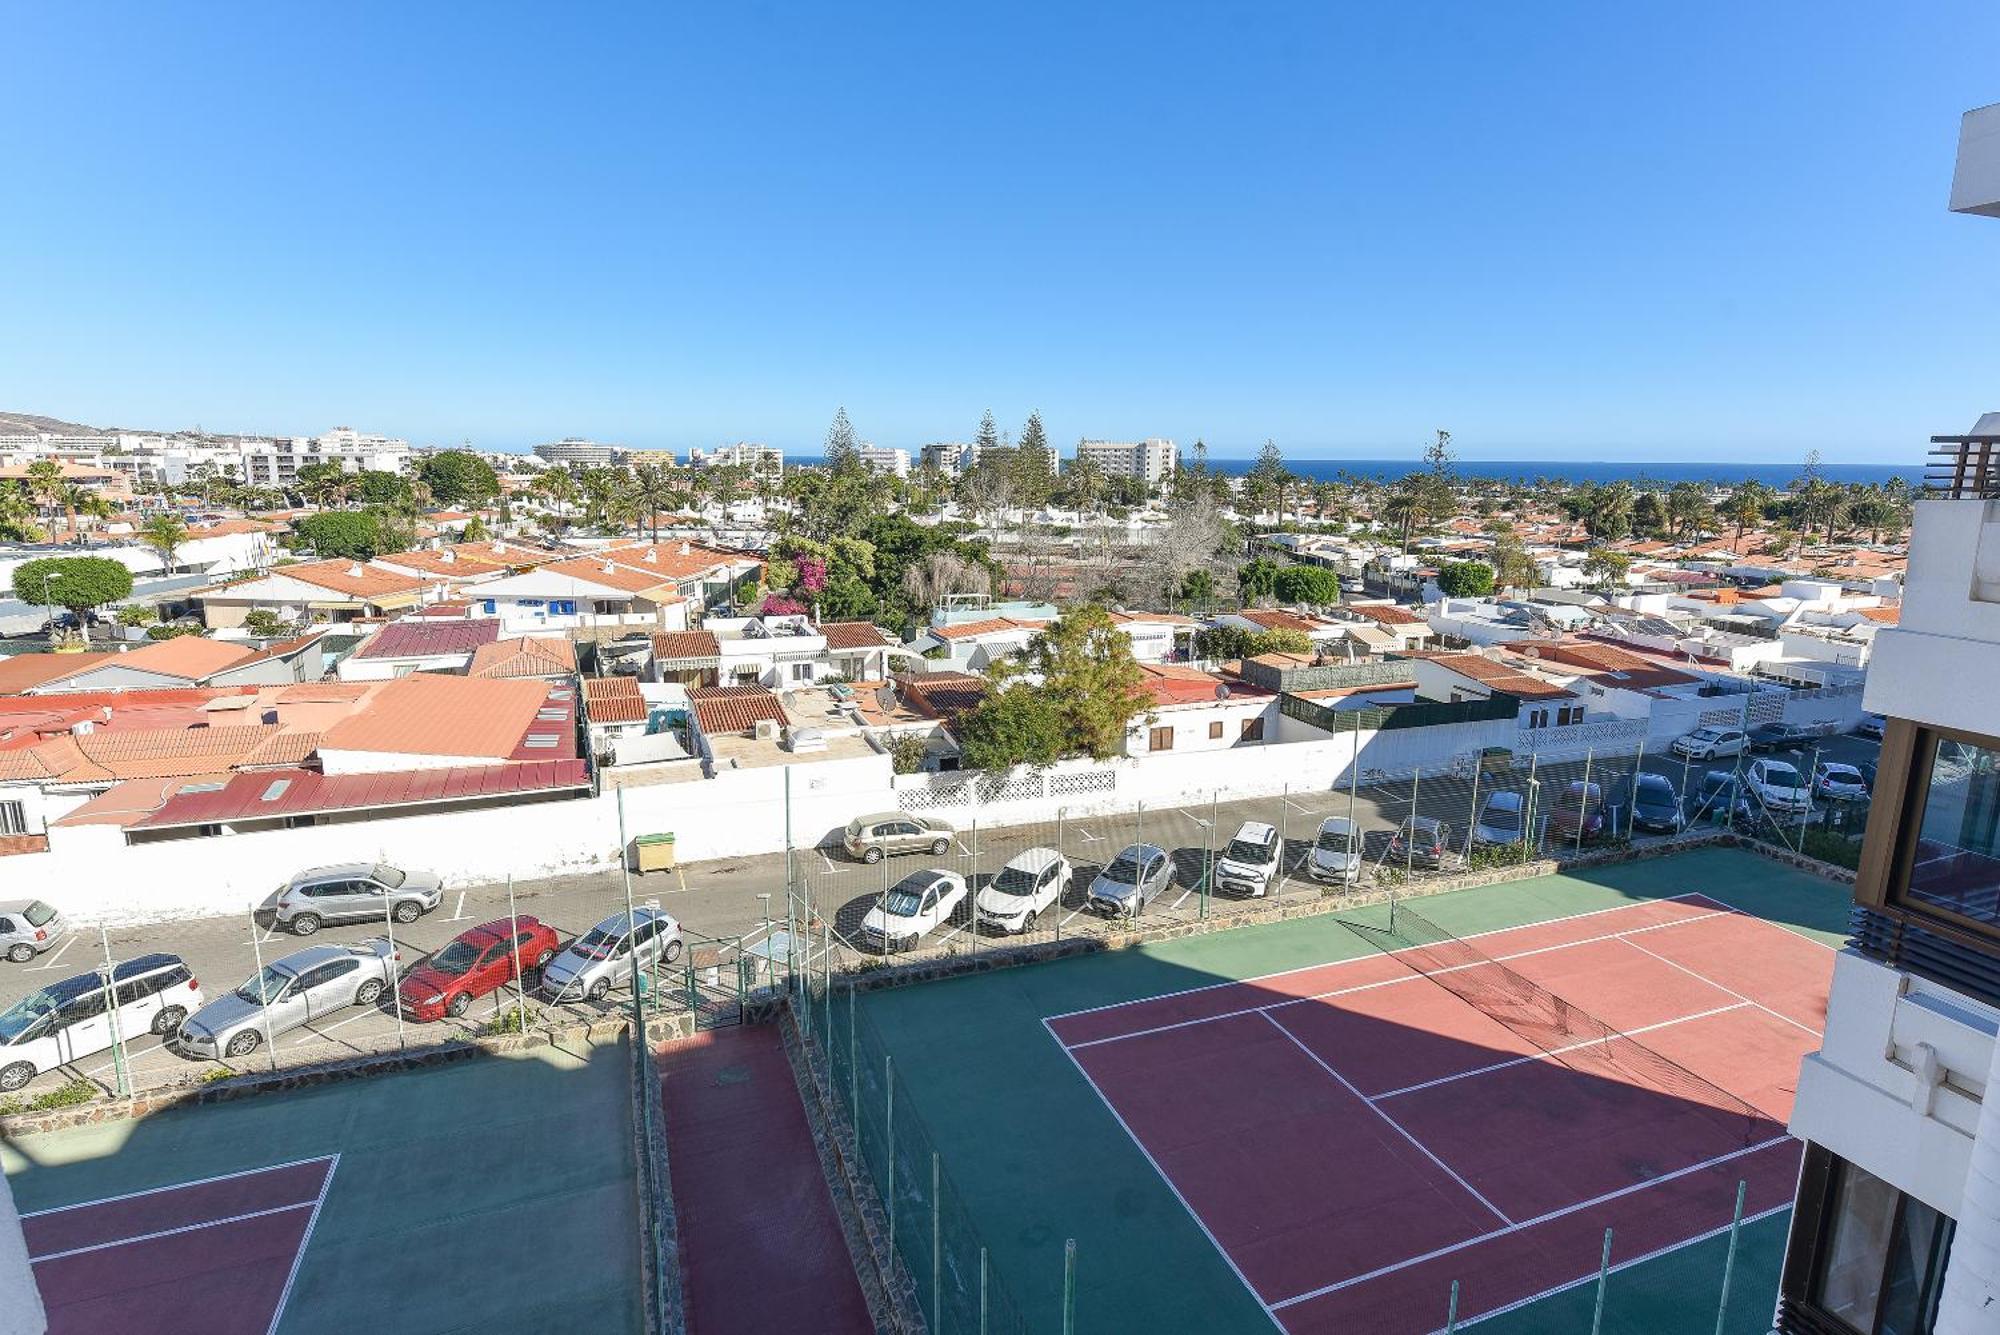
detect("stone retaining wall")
(629, 1025), (688, 1335)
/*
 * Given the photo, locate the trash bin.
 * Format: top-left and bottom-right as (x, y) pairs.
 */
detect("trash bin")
(634, 832), (677, 873)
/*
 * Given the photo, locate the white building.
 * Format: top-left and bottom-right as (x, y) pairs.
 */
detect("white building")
(689, 442), (784, 476)
(532, 438), (619, 468)
(1073, 438), (1178, 485)
(921, 441), (978, 474)
(855, 445), (910, 478)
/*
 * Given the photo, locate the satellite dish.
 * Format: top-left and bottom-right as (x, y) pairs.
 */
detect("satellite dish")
(1215, 683), (1230, 701)
(1523, 647), (1540, 659)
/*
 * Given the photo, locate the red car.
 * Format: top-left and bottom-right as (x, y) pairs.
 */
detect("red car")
(397, 918), (561, 1021)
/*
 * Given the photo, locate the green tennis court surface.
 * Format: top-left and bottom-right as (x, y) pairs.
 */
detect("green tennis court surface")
(3, 1042), (643, 1334)
(854, 846), (1846, 1334)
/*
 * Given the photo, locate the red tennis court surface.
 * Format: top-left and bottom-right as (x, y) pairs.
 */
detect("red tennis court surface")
(1045, 894), (1830, 1333)
(23, 1155), (336, 1335)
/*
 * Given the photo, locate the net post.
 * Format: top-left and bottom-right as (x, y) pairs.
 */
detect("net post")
(1715, 1178), (1748, 1335)
(931, 1151), (941, 1324)
(1576, 748), (1593, 857)
(1463, 759), (1481, 864)
(979, 1246), (989, 1335)
(1062, 1238), (1077, 1335)
(1445, 1278), (1460, 1333)
(885, 1054), (897, 1260)
(1590, 1227), (1613, 1335)
(1408, 764), (1421, 875)
(1523, 751), (1538, 864)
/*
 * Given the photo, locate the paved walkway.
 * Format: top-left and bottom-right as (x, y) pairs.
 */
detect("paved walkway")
(658, 1025), (873, 1335)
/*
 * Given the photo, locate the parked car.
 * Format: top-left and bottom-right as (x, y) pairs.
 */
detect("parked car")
(1388, 816), (1452, 870)
(1085, 844), (1174, 918)
(1671, 727), (1748, 761)
(177, 939), (399, 1059)
(1546, 782), (1607, 843)
(541, 907), (683, 1004)
(1747, 722), (1815, 753)
(263, 863), (444, 936)
(1215, 821), (1283, 898)
(1854, 714), (1886, 741)
(399, 918), (562, 1022)
(1626, 773), (1686, 834)
(862, 870), (969, 950)
(0, 899), (66, 964)
(842, 812), (955, 864)
(1471, 791), (1526, 848)
(1745, 758), (1814, 815)
(1813, 761), (1870, 802)
(1685, 770), (1749, 825)
(0, 955), (203, 1092)
(975, 848), (1070, 933)
(1308, 816), (1362, 884)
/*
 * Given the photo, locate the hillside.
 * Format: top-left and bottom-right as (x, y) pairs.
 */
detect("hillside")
(0, 411), (107, 435)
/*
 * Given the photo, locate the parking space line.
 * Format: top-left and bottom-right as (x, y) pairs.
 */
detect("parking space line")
(443, 891), (469, 922)
(1168, 885), (1196, 911)
(1283, 798), (1313, 814)
(818, 850), (839, 874)
(1077, 828), (1103, 843)
(292, 1007), (386, 1045)
(26, 937), (77, 971)
(1178, 809), (1211, 828)
(1059, 905), (1090, 928)
(955, 838), (972, 857)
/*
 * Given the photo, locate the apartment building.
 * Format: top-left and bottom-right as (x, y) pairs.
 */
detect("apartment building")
(921, 441), (977, 474)
(238, 428), (410, 486)
(532, 438), (619, 467)
(688, 442), (784, 475)
(855, 445), (910, 477)
(1073, 437), (1178, 485)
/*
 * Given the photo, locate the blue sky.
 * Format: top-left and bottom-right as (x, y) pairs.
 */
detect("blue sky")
(4, 4), (1995, 462)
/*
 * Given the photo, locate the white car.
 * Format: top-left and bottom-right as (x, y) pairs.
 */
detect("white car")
(0, 954), (205, 1092)
(1671, 727), (1748, 761)
(1813, 761), (1869, 801)
(863, 870), (969, 951)
(1307, 817), (1361, 884)
(976, 848), (1071, 933)
(1215, 822), (1283, 897)
(1746, 758), (1813, 815)
(1472, 791), (1527, 847)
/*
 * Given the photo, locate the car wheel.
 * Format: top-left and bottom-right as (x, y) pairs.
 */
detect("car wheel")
(225, 1030), (262, 1058)
(446, 992), (472, 1019)
(587, 978), (612, 1004)
(393, 901), (421, 924)
(0, 1062), (34, 1092)
(290, 913), (321, 936)
(661, 939), (683, 965)
(152, 1005), (186, 1035)
(533, 948), (555, 969)
(863, 846), (883, 864)
(6, 944), (32, 964)
(354, 979), (385, 1006)
(930, 837), (951, 856)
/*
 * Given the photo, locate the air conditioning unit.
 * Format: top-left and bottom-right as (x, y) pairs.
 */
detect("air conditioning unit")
(753, 718), (781, 742)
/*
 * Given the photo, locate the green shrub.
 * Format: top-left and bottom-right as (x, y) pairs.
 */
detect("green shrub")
(29, 1080), (95, 1110)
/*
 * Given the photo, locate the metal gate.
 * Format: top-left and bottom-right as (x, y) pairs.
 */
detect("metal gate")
(666, 931), (749, 1031)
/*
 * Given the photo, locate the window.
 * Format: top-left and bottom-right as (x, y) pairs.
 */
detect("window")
(0, 800), (25, 835)
(1208, 721), (1224, 740)
(1895, 732), (2000, 932)
(1803, 1156), (1952, 1333)
(1527, 708), (1549, 729)
(1150, 726), (1174, 752)
(1240, 717), (1265, 742)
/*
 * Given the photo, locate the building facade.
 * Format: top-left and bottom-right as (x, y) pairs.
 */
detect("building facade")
(855, 445), (910, 477)
(532, 438), (619, 468)
(1074, 437), (1177, 485)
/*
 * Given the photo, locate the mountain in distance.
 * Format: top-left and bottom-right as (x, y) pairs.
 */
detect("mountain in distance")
(0, 411), (110, 435)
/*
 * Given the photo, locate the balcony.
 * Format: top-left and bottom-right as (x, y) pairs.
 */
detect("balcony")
(1926, 424), (2000, 499)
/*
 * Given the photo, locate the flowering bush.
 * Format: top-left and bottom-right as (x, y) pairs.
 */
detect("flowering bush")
(757, 595), (807, 616)
(795, 555), (828, 594)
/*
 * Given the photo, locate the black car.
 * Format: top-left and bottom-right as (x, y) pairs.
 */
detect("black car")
(1747, 722), (1812, 752)
(1685, 770), (1748, 825)
(1627, 773), (1685, 834)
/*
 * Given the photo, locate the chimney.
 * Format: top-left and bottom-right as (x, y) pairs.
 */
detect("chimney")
(440, 549), (456, 563)
(601, 562), (616, 575)
(643, 548), (657, 563)
(678, 542), (691, 556)
(347, 563), (364, 577)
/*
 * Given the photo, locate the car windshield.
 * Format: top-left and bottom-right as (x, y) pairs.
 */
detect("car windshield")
(371, 864), (406, 889)
(235, 964), (294, 1006)
(0, 991), (57, 1043)
(1104, 856), (1145, 884)
(1762, 764), (1803, 787)
(1316, 826), (1354, 852)
(883, 890), (925, 918)
(22, 902), (57, 929)
(1825, 766), (1860, 780)
(991, 866), (1038, 897)
(572, 927), (625, 962)
(428, 940), (483, 976)
(1481, 806), (1521, 832)
(1399, 822), (1438, 844)
(1689, 730), (1720, 742)
(1636, 778), (1674, 802)
(1225, 838), (1270, 864)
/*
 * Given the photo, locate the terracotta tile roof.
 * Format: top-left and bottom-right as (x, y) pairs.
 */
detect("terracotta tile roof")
(688, 685), (789, 735)
(188, 518), (279, 537)
(468, 637), (577, 679)
(1426, 652), (1576, 702)
(0, 834), (48, 857)
(276, 682), (374, 703)
(320, 674), (557, 759)
(354, 619), (500, 660)
(582, 675), (648, 724)
(898, 673), (987, 722)
(1532, 639), (1701, 690)
(930, 617), (1048, 641)
(84, 638), (258, 682)
(129, 760), (591, 830)
(1343, 603), (1426, 626)
(448, 540), (566, 567)
(1139, 664), (1273, 708)
(1233, 609), (1319, 632)
(651, 630), (721, 662)
(227, 630), (325, 670)
(0, 653), (111, 695)
(243, 730), (322, 767)
(1853, 605), (1901, 623)
(374, 548), (509, 578)
(0, 723), (284, 784)
(600, 542), (755, 581)
(51, 777), (201, 828)
(539, 557), (682, 595)
(819, 621), (891, 651)
(266, 560), (433, 599)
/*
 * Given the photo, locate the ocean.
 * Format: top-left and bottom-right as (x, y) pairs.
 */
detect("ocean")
(791, 455), (1912, 487)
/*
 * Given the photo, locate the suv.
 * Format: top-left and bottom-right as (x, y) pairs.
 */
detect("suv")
(1308, 817), (1362, 885)
(1745, 758), (1813, 816)
(1747, 722), (1814, 753)
(0, 899), (65, 964)
(1671, 727), (1748, 761)
(841, 813), (955, 864)
(0, 954), (204, 1092)
(541, 907), (683, 1004)
(1085, 844), (1174, 918)
(1472, 791), (1526, 848)
(975, 848), (1070, 933)
(1215, 822), (1283, 898)
(263, 863), (444, 936)
(177, 940), (398, 1060)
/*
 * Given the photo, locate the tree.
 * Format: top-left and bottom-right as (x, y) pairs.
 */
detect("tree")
(1581, 548), (1631, 589)
(1014, 604), (1151, 761)
(1238, 558), (1283, 600)
(8, 556), (133, 643)
(292, 510), (388, 559)
(1272, 564), (1340, 604)
(886, 732), (930, 775)
(140, 514), (189, 573)
(294, 462), (352, 508)
(243, 609), (292, 638)
(23, 460), (64, 529)
(417, 450), (499, 507)
(824, 407), (860, 470)
(974, 409), (1000, 454)
(1436, 560), (1496, 598)
(1582, 481), (1637, 540)
(1380, 478), (1427, 552)
(460, 515), (491, 542)
(1631, 491), (1667, 538)
(1248, 440), (1290, 524)
(1013, 410), (1055, 509)
(956, 683), (1071, 770)
(901, 551), (991, 610)
(1059, 455), (1104, 516)
(354, 470), (412, 505)
(1192, 624), (1313, 661)
(1665, 482), (1711, 541)
(1488, 533), (1537, 591)
(1725, 482), (1769, 551)
(629, 463), (677, 541)
(0, 487), (44, 542)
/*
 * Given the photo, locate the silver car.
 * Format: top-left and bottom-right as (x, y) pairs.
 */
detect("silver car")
(1085, 844), (1174, 918)
(0, 899), (65, 964)
(541, 907), (684, 1005)
(263, 863), (444, 936)
(176, 939), (400, 1060)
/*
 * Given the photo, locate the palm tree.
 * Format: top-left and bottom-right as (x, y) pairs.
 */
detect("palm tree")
(629, 463), (676, 542)
(1583, 481), (1636, 541)
(1381, 484), (1423, 553)
(141, 514), (190, 573)
(53, 482), (95, 544)
(1725, 483), (1768, 552)
(0, 485), (42, 541)
(24, 460), (64, 530)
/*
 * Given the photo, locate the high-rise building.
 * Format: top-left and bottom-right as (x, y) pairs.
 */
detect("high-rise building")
(855, 445), (910, 478)
(532, 438), (618, 468)
(1771, 105), (2000, 1335)
(921, 441), (977, 474)
(688, 442), (783, 476)
(1073, 437), (1178, 485)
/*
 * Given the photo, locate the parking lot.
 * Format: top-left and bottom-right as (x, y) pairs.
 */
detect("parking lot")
(0, 726), (1880, 1099)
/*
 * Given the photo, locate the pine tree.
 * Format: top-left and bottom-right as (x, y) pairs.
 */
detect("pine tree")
(1014, 410), (1054, 506)
(825, 407), (859, 470)
(974, 409), (1000, 453)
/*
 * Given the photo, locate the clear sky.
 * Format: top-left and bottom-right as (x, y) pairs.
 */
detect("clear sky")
(4, 4), (1995, 463)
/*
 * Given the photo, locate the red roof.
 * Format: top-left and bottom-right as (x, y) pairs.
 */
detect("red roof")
(130, 761), (590, 829)
(688, 685), (788, 735)
(819, 621), (890, 651)
(354, 620), (501, 660)
(651, 630), (721, 662)
(1344, 603), (1426, 627)
(583, 676), (648, 724)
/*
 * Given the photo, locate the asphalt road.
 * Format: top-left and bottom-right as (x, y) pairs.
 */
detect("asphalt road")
(0, 727), (1880, 1098)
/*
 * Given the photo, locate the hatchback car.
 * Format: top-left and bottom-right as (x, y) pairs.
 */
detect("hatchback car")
(1746, 758), (1813, 815)
(400, 918), (562, 1021)
(975, 848), (1070, 933)
(0, 899), (65, 964)
(1472, 792), (1526, 848)
(541, 907), (683, 1005)
(1626, 773), (1685, 834)
(1308, 816), (1361, 884)
(1813, 761), (1870, 802)
(1215, 822), (1283, 898)
(842, 813), (955, 864)
(863, 870), (970, 951)
(1685, 770), (1749, 825)
(0, 954), (203, 1092)
(177, 939), (398, 1059)
(1388, 817), (1452, 870)
(1086, 844), (1174, 917)
(1546, 782), (1607, 843)
(1854, 714), (1886, 741)
(264, 863), (444, 936)
(1671, 727), (1747, 761)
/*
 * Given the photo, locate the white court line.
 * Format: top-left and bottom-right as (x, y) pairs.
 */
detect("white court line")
(1367, 1003), (1753, 1100)
(444, 891), (469, 922)
(22, 1154), (338, 1217)
(1617, 936), (1825, 1037)
(26, 937), (78, 971)
(1456, 1201), (1793, 1331)
(1045, 1019), (1283, 1328)
(267, 1152), (340, 1335)
(30, 1199), (317, 1264)
(1063, 909), (1733, 1052)
(1262, 1011), (1513, 1227)
(1270, 1135), (1794, 1310)
(1042, 893), (1715, 1025)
